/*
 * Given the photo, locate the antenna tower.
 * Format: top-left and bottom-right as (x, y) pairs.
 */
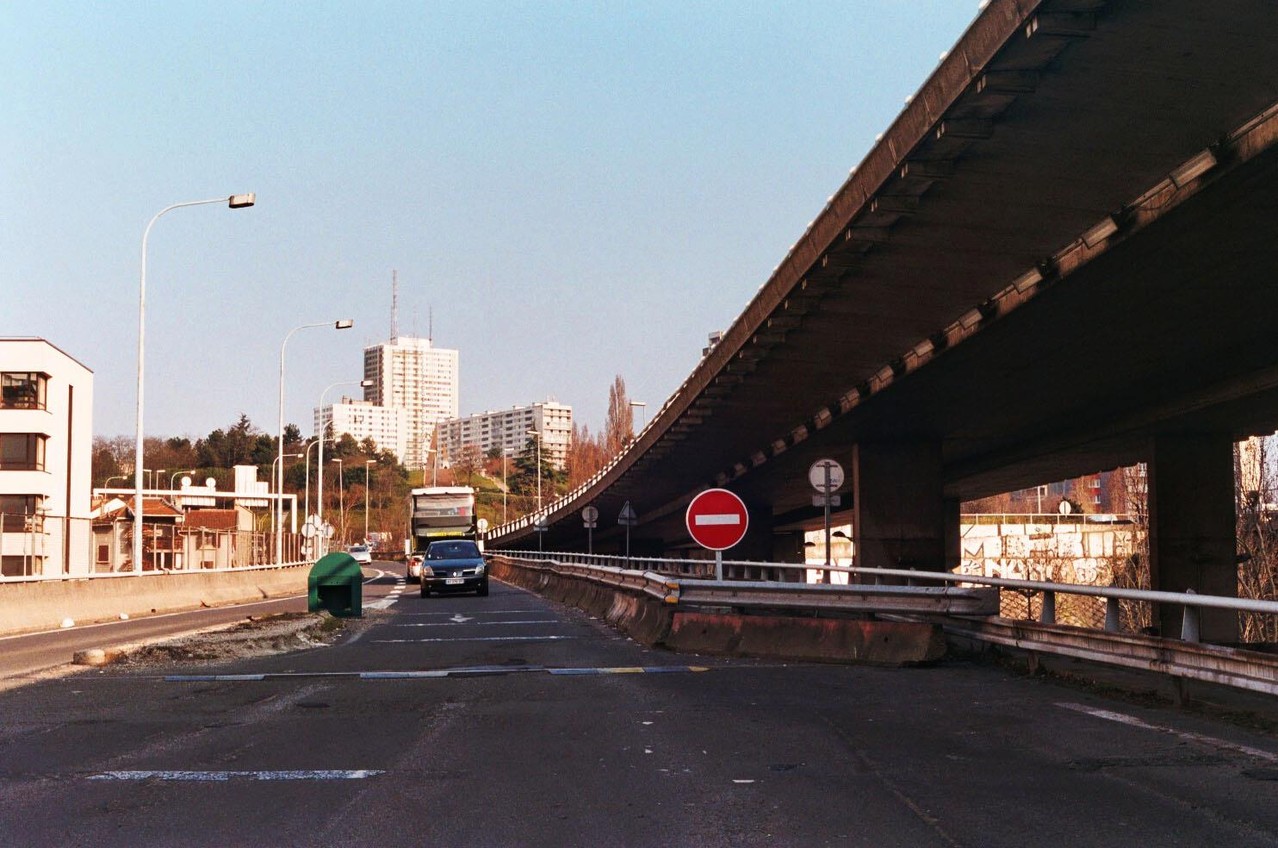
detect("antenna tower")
(390, 269), (399, 342)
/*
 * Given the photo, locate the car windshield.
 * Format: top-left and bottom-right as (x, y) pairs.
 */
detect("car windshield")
(350, 546), (368, 552)
(427, 541), (481, 560)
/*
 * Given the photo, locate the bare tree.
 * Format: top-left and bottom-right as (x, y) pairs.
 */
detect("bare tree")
(603, 375), (633, 457)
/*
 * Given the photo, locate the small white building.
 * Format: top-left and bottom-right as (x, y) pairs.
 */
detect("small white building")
(0, 338), (94, 577)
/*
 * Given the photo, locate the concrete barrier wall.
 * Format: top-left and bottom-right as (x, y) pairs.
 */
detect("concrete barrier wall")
(490, 555), (944, 666)
(0, 567), (310, 636)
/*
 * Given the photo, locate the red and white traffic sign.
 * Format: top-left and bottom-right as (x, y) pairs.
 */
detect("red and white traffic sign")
(685, 488), (749, 551)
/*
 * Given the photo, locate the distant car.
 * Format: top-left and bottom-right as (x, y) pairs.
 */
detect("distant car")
(420, 539), (488, 597)
(406, 553), (424, 583)
(348, 544), (372, 564)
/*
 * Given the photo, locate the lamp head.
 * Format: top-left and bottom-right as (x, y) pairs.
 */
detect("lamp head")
(228, 193), (256, 209)
(335, 319), (354, 330)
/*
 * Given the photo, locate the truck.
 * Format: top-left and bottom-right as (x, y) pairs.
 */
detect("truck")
(405, 486), (477, 582)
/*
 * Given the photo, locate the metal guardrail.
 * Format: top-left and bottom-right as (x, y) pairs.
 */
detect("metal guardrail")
(498, 553), (999, 616)
(500, 550), (1278, 696)
(502, 550), (1278, 644)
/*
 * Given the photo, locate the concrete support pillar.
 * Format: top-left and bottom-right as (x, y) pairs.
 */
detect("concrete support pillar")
(1148, 435), (1238, 643)
(852, 441), (946, 582)
(772, 531), (806, 582)
(732, 500), (773, 563)
(943, 497), (961, 573)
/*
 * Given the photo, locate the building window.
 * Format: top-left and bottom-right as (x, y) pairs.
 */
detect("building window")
(0, 433), (47, 471)
(0, 372), (49, 410)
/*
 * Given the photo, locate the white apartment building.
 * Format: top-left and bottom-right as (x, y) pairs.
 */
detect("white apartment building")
(363, 336), (458, 469)
(0, 338), (94, 577)
(437, 401), (572, 470)
(314, 398), (408, 463)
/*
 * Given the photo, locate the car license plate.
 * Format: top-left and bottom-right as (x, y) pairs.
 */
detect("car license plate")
(445, 578), (464, 585)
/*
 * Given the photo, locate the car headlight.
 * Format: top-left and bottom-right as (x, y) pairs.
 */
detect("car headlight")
(474, 564), (485, 575)
(422, 566), (434, 577)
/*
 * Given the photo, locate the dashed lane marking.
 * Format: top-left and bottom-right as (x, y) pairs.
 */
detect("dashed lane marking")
(164, 665), (710, 683)
(372, 635), (582, 643)
(89, 770), (383, 781)
(394, 620), (557, 627)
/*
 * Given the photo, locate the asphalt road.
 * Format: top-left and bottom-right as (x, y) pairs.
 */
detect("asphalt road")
(4, 569), (1278, 847)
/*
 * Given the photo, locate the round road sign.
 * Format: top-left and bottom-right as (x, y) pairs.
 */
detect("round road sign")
(685, 488), (749, 551)
(582, 505), (599, 524)
(808, 458), (845, 492)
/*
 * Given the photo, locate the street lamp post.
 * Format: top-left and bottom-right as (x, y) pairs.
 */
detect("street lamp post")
(527, 429), (542, 511)
(316, 378), (373, 535)
(271, 452), (302, 561)
(303, 436), (326, 519)
(334, 458), (345, 545)
(502, 448), (508, 524)
(364, 459), (375, 542)
(170, 470), (194, 491)
(277, 319), (354, 564)
(134, 193), (254, 572)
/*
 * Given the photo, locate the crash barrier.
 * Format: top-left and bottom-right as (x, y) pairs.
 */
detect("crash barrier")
(489, 554), (985, 665)
(307, 554), (363, 618)
(503, 551), (1278, 695)
(0, 562), (310, 637)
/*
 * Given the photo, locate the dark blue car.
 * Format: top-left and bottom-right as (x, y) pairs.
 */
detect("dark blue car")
(419, 539), (488, 597)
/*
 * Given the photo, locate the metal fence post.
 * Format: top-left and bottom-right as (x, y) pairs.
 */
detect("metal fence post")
(1040, 590), (1056, 625)
(1104, 596), (1121, 632)
(1181, 589), (1200, 642)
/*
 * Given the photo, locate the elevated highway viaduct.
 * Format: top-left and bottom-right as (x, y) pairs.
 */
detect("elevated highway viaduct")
(489, 0), (1278, 644)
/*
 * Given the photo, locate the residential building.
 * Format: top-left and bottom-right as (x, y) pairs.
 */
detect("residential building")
(0, 338), (94, 576)
(362, 336), (458, 469)
(314, 397), (408, 464)
(437, 401), (573, 470)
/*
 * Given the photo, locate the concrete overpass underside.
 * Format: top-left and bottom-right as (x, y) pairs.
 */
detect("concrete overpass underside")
(491, 0), (1278, 639)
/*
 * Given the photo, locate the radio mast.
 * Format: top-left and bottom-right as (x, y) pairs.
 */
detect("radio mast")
(390, 269), (399, 343)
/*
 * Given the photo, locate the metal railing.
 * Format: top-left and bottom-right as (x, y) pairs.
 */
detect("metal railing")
(500, 550), (1278, 646)
(499, 550), (1278, 695)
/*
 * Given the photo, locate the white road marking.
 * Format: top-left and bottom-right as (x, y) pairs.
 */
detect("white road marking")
(449, 614), (472, 623)
(373, 635), (581, 643)
(1057, 702), (1278, 762)
(89, 770), (383, 781)
(396, 620), (557, 627)
(694, 514), (741, 526)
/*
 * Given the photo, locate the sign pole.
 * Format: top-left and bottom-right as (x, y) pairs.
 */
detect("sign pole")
(823, 464), (832, 584)
(587, 526), (593, 555)
(715, 549), (723, 582)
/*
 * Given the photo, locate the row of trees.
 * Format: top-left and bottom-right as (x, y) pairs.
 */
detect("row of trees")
(92, 414), (411, 544)
(91, 375), (644, 539)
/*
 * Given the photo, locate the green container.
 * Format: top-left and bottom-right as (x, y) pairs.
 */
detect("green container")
(308, 553), (364, 617)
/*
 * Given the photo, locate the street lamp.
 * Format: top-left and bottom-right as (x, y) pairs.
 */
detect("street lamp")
(134, 193), (254, 572)
(527, 429), (542, 511)
(277, 319), (354, 564)
(502, 448), (508, 524)
(317, 378), (373, 530)
(170, 470), (194, 490)
(364, 459), (376, 542)
(629, 400), (647, 436)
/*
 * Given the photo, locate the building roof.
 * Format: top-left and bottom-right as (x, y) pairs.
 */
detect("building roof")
(181, 509), (239, 531)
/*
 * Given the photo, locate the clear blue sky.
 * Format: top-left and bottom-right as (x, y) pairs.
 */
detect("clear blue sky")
(3, 1), (982, 441)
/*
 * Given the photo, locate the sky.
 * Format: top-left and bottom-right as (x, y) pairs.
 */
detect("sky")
(3, 1), (983, 442)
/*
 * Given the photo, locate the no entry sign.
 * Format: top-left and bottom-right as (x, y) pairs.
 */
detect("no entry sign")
(685, 488), (749, 551)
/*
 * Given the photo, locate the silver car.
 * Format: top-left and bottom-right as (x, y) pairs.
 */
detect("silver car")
(348, 544), (373, 564)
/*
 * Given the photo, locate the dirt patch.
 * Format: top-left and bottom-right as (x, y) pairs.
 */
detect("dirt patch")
(115, 612), (351, 666)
